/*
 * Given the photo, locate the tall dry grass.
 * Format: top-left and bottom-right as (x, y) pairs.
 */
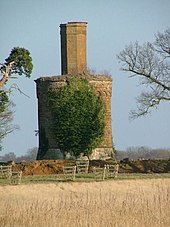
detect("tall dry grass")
(0, 179), (170, 227)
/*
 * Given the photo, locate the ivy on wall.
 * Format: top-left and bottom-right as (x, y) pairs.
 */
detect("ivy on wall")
(48, 76), (105, 158)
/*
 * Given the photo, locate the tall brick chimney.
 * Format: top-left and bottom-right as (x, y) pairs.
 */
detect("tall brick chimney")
(60, 22), (87, 75)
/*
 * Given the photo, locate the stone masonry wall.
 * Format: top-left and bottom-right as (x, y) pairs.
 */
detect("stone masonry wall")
(35, 74), (113, 159)
(60, 22), (87, 75)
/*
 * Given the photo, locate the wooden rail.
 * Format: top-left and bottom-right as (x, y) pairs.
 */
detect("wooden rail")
(10, 171), (22, 185)
(0, 165), (12, 178)
(0, 165), (22, 184)
(105, 164), (119, 179)
(92, 166), (106, 181)
(76, 160), (89, 174)
(63, 165), (76, 181)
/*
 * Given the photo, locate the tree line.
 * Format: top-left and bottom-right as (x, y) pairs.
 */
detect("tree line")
(116, 147), (170, 161)
(0, 147), (38, 163)
(0, 146), (170, 162)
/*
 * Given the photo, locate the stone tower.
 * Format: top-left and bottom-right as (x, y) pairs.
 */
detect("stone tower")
(60, 22), (87, 74)
(35, 22), (113, 160)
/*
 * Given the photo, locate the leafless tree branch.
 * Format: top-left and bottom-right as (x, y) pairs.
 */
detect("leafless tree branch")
(0, 101), (19, 142)
(118, 28), (170, 119)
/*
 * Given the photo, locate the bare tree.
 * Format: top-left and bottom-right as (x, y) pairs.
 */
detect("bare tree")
(116, 147), (170, 160)
(118, 28), (170, 119)
(0, 101), (19, 144)
(0, 147), (38, 162)
(25, 147), (38, 161)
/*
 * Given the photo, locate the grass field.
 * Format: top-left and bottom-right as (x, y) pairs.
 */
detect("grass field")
(1, 172), (170, 185)
(0, 177), (170, 227)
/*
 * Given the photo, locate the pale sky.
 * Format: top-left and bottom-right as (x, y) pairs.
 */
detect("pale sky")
(1, 0), (170, 156)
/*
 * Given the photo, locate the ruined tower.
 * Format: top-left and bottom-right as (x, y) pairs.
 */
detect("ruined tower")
(35, 22), (113, 160)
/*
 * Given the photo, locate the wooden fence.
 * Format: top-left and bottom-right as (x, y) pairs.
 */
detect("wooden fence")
(105, 164), (119, 179)
(63, 162), (119, 181)
(0, 165), (22, 184)
(10, 171), (22, 185)
(76, 160), (89, 174)
(0, 165), (12, 178)
(63, 165), (76, 181)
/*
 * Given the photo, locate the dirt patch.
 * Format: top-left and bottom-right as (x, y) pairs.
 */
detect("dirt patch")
(5, 159), (170, 176)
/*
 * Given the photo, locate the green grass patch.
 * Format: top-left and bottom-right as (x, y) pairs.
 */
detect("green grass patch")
(0, 172), (170, 185)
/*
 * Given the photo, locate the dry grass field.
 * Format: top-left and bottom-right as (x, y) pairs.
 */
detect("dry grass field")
(0, 178), (170, 227)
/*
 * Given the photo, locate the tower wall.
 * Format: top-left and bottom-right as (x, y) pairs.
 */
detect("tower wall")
(35, 74), (113, 160)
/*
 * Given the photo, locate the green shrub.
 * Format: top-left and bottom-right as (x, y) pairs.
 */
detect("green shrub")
(48, 76), (105, 158)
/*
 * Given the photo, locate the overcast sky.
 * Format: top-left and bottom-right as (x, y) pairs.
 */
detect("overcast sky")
(1, 0), (170, 156)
